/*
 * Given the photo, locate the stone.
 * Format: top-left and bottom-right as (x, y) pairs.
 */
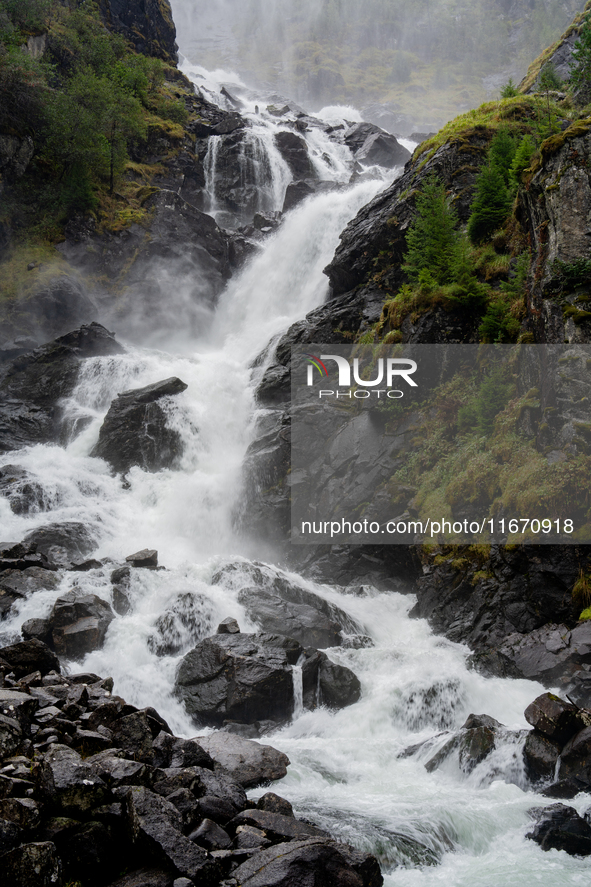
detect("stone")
(523, 731), (562, 784)
(59, 820), (113, 883)
(234, 824), (271, 850)
(274, 131), (316, 179)
(91, 378), (188, 474)
(193, 767), (247, 815)
(0, 715), (23, 759)
(0, 798), (41, 830)
(344, 122), (411, 169)
(111, 711), (158, 764)
(524, 693), (582, 745)
(282, 180), (315, 213)
(425, 726), (497, 774)
(22, 522), (97, 568)
(0, 817), (22, 855)
(174, 632), (301, 728)
(106, 867), (175, 887)
(21, 618), (53, 645)
(148, 592), (214, 656)
(188, 817), (232, 850)
(40, 745), (107, 814)
(0, 841), (62, 887)
(151, 732), (214, 770)
(0, 465), (47, 515)
(318, 657), (361, 709)
(557, 726), (591, 785)
(0, 323), (124, 453)
(195, 796), (238, 826)
(230, 809), (329, 843)
(257, 793), (294, 817)
(231, 838), (383, 887)
(0, 639), (60, 678)
(49, 592), (114, 659)
(0, 688), (38, 730)
(125, 786), (220, 882)
(527, 803), (591, 856)
(195, 733), (290, 788)
(217, 617), (240, 634)
(11, 274), (99, 342)
(126, 549), (158, 568)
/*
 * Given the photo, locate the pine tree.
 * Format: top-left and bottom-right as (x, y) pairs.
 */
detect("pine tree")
(488, 127), (516, 186)
(467, 164), (512, 244)
(403, 174), (459, 285)
(570, 15), (591, 89)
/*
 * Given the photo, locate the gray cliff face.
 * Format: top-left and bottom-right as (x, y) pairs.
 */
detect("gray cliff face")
(97, 0), (177, 63)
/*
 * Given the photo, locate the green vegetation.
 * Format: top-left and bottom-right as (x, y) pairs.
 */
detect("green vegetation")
(0, 0), (188, 239)
(569, 12), (591, 88)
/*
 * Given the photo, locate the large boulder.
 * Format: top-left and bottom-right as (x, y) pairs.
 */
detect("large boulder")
(174, 633), (300, 728)
(22, 522), (96, 568)
(524, 693), (583, 745)
(91, 377), (188, 474)
(0, 323), (124, 453)
(0, 841), (62, 887)
(473, 622), (591, 706)
(195, 733), (289, 788)
(0, 566), (60, 619)
(9, 275), (99, 343)
(344, 122), (411, 168)
(527, 804), (591, 856)
(231, 838), (383, 887)
(0, 638), (60, 678)
(274, 131), (316, 179)
(48, 592), (114, 659)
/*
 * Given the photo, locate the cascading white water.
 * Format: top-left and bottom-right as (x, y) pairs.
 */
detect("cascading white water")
(0, 65), (585, 886)
(203, 134), (222, 212)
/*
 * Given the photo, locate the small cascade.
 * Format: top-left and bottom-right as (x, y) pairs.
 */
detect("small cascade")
(292, 654), (305, 719)
(204, 134), (222, 213)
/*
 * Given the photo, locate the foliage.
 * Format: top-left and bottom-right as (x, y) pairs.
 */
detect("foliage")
(457, 364), (514, 436)
(538, 62), (562, 91)
(0, 0), (183, 224)
(509, 134), (536, 186)
(569, 14), (591, 88)
(467, 163), (513, 243)
(478, 251), (529, 342)
(573, 569), (591, 610)
(500, 78), (519, 98)
(403, 174), (461, 285)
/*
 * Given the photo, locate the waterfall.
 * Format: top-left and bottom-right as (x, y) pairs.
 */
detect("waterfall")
(292, 656), (305, 719)
(1, 64), (585, 887)
(203, 134), (222, 213)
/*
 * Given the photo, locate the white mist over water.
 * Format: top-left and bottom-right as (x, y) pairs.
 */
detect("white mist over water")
(1, 66), (585, 885)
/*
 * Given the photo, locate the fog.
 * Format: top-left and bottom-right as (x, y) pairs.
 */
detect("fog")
(170, 0), (586, 130)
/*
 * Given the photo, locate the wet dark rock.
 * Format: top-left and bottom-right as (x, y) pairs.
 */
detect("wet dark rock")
(98, 0), (177, 63)
(237, 587), (344, 649)
(282, 180), (315, 213)
(523, 731), (562, 784)
(461, 713), (503, 730)
(217, 617), (240, 634)
(0, 688), (38, 731)
(317, 656), (362, 709)
(274, 131), (316, 179)
(0, 841), (62, 887)
(1, 569), (58, 622)
(192, 767), (248, 815)
(195, 795), (237, 826)
(473, 622), (591, 704)
(0, 816), (22, 854)
(231, 838), (383, 887)
(126, 549), (158, 568)
(0, 542), (57, 572)
(527, 803), (591, 856)
(124, 786), (220, 881)
(0, 465), (47, 515)
(0, 323), (124, 453)
(151, 732), (214, 770)
(112, 711), (159, 764)
(174, 632), (301, 728)
(425, 726), (497, 774)
(557, 726), (591, 785)
(540, 777), (591, 798)
(48, 592), (114, 659)
(414, 546), (579, 656)
(195, 733), (290, 788)
(59, 819), (113, 884)
(0, 714), (23, 758)
(344, 122), (410, 168)
(0, 797), (41, 830)
(234, 824), (271, 850)
(91, 378), (188, 474)
(524, 693), (583, 745)
(106, 867), (175, 887)
(40, 745), (108, 814)
(230, 809), (329, 843)
(257, 792), (294, 817)
(0, 639), (60, 678)
(189, 817), (232, 850)
(22, 522), (96, 569)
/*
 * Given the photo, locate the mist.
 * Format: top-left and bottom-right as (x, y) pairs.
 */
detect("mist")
(170, 0), (586, 131)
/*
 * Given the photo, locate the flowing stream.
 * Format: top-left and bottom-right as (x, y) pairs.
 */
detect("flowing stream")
(0, 67), (588, 885)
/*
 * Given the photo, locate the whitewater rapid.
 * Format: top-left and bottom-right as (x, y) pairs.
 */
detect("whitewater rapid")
(0, 67), (587, 885)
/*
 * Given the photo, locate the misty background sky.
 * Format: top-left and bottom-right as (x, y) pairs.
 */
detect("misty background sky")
(169, 0), (586, 129)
